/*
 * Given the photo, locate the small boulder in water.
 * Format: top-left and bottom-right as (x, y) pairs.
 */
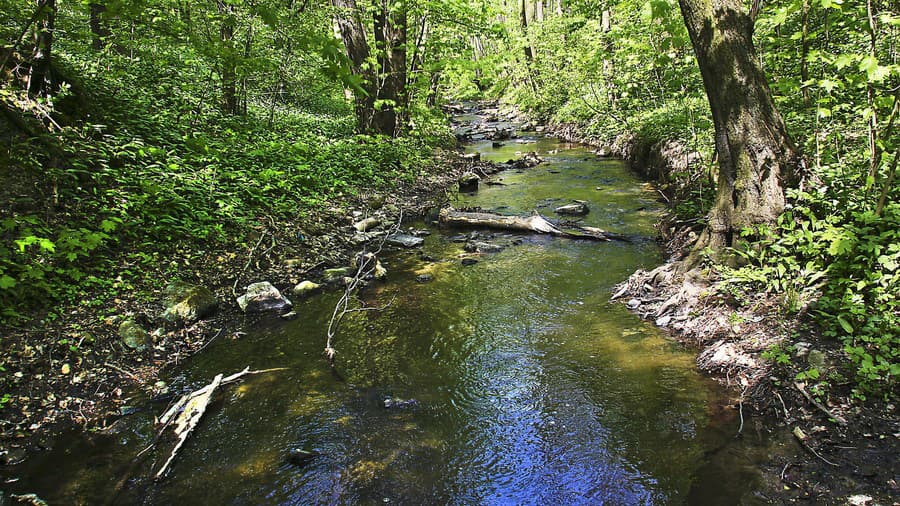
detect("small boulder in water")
(386, 234), (424, 248)
(237, 282), (292, 313)
(554, 201), (590, 216)
(292, 280), (321, 297)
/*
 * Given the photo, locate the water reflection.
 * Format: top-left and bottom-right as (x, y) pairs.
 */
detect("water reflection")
(2, 137), (783, 505)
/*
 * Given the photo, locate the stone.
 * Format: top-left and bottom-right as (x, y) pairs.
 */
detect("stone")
(464, 241), (505, 254)
(1, 447), (27, 466)
(492, 140), (505, 148)
(416, 274), (433, 283)
(373, 260), (388, 280)
(386, 234), (424, 248)
(368, 194), (386, 209)
(286, 449), (318, 466)
(161, 281), (218, 323)
(383, 397), (419, 409)
(807, 349), (826, 369)
(459, 173), (480, 193)
(236, 282), (292, 313)
(626, 298), (641, 309)
(324, 267), (354, 283)
(655, 315), (672, 327)
(554, 202), (590, 216)
(353, 217), (381, 232)
(461, 258), (479, 266)
(292, 280), (321, 297)
(492, 128), (512, 141)
(119, 320), (151, 351)
(461, 152), (480, 161)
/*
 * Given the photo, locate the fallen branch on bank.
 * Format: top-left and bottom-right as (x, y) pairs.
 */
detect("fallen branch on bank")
(438, 207), (628, 241)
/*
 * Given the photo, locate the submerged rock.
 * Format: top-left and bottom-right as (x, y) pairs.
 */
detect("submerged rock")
(386, 234), (424, 248)
(161, 281), (218, 323)
(507, 152), (543, 169)
(119, 320), (151, 351)
(286, 448), (318, 466)
(383, 397), (420, 410)
(554, 201), (590, 216)
(324, 267), (355, 283)
(292, 280), (321, 297)
(464, 241), (505, 254)
(461, 258), (479, 266)
(237, 282), (292, 313)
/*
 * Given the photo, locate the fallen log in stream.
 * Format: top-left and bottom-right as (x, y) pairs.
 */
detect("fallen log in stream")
(438, 208), (628, 242)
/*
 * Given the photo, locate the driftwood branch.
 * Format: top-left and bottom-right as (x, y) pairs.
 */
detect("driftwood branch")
(153, 367), (287, 480)
(438, 207), (627, 241)
(324, 210), (403, 367)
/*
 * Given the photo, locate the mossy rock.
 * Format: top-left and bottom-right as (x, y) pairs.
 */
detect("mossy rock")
(119, 320), (151, 351)
(162, 281), (218, 323)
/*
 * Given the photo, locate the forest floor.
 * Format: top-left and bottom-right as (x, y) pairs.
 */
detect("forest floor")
(0, 146), (496, 463)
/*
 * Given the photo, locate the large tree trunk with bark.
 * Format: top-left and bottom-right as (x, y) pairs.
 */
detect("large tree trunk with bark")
(27, 0), (55, 97)
(332, 0), (376, 133)
(678, 0), (803, 257)
(218, 0), (238, 115)
(372, 0), (407, 136)
(89, 3), (109, 51)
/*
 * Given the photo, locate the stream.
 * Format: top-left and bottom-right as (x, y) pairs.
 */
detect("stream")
(4, 113), (795, 504)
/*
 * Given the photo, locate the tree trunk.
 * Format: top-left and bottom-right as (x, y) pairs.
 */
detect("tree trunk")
(89, 3), (109, 51)
(678, 0), (803, 256)
(27, 0), (55, 97)
(217, 0), (238, 115)
(332, 0), (376, 133)
(372, 0), (407, 136)
(439, 208), (625, 241)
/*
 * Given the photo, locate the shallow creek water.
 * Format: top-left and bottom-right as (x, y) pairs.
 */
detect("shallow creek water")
(5, 129), (795, 504)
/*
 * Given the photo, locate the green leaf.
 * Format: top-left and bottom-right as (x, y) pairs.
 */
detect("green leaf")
(0, 275), (16, 289)
(837, 316), (854, 334)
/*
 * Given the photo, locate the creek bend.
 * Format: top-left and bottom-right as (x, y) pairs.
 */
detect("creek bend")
(7, 119), (789, 504)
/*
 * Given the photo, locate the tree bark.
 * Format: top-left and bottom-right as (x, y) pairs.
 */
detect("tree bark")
(27, 0), (55, 97)
(89, 3), (109, 51)
(332, 0), (376, 133)
(439, 208), (626, 241)
(372, 0), (407, 136)
(677, 0), (803, 256)
(217, 0), (238, 115)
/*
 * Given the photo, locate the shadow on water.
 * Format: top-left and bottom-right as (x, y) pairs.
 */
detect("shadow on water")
(2, 127), (798, 504)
